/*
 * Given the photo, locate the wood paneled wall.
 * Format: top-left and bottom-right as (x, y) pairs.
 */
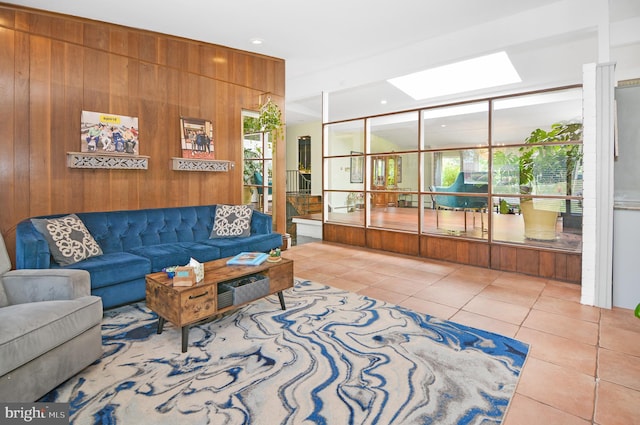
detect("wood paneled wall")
(0, 5), (285, 264)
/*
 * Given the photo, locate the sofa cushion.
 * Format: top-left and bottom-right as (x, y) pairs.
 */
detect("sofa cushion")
(199, 233), (282, 258)
(210, 205), (252, 238)
(52, 252), (151, 289)
(171, 242), (221, 264)
(31, 214), (103, 266)
(0, 296), (103, 377)
(244, 233), (284, 254)
(127, 244), (193, 272)
(198, 238), (252, 259)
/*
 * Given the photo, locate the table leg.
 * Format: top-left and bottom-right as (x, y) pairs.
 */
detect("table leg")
(157, 316), (165, 334)
(277, 291), (286, 310)
(181, 326), (189, 353)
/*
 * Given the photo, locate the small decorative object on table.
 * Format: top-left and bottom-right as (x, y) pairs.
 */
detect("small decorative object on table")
(188, 257), (204, 282)
(267, 248), (282, 262)
(164, 258), (204, 286)
(163, 266), (178, 278)
(172, 266), (196, 287)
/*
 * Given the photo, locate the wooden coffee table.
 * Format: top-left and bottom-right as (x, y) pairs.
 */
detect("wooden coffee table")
(145, 256), (293, 352)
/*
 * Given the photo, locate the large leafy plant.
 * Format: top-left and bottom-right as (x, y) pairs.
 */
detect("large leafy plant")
(519, 122), (583, 196)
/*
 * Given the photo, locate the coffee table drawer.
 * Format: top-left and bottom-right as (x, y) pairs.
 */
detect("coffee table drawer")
(180, 287), (216, 323)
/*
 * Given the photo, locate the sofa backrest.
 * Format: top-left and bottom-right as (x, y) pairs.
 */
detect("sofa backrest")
(76, 205), (216, 254)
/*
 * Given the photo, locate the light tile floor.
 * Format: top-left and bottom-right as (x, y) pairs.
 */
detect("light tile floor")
(283, 241), (640, 425)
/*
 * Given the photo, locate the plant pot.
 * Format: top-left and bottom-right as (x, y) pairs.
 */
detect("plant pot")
(243, 186), (254, 204)
(521, 199), (559, 241)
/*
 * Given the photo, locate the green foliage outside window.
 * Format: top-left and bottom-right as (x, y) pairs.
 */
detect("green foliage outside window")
(442, 165), (461, 187)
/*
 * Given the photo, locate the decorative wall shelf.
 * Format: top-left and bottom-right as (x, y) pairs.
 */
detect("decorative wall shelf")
(67, 152), (149, 170)
(171, 157), (233, 172)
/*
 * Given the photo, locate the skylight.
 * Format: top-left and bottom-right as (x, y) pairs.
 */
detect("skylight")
(388, 51), (521, 100)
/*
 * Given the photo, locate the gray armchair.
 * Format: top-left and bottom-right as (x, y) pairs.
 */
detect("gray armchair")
(0, 232), (103, 402)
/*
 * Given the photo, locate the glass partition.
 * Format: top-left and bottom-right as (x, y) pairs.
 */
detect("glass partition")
(369, 200), (419, 232)
(423, 149), (488, 192)
(325, 120), (364, 157)
(492, 88), (583, 145)
(326, 156), (364, 192)
(422, 194), (488, 238)
(369, 112), (418, 154)
(422, 102), (489, 149)
(323, 86), (583, 253)
(325, 191), (364, 226)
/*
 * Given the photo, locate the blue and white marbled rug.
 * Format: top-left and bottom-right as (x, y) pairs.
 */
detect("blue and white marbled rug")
(42, 280), (529, 425)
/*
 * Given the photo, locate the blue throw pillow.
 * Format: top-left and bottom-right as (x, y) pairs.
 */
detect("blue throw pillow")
(210, 205), (253, 238)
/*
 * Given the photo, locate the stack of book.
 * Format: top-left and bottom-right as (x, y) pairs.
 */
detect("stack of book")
(226, 252), (268, 266)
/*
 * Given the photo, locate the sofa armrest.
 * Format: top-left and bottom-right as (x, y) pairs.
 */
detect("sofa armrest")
(250, 210), (273, 235)
(16, 219), (52, 269)
(2, 269), (91, 305)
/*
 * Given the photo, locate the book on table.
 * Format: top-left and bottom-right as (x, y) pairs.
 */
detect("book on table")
(226, 252), (268, 266)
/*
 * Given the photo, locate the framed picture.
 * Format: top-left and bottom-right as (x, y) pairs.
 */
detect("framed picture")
(350, 151), (364, 183)
(81, 111), (139, 154)
(180, 117), (215, 159)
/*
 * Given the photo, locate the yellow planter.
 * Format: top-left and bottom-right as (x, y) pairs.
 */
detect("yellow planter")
(521, 199), (559, 241)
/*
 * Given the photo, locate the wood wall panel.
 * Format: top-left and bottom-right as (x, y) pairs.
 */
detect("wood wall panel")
(468, 243), (490, 267)
(565, 254), (582, 283)
(0, 7), (14, 28)
(323, 224), (366, 247)
(366, 230), (419, 256)
(516, 249), (539, 276)
(539, 251), (556, 278)
(0, 4), (285, 264)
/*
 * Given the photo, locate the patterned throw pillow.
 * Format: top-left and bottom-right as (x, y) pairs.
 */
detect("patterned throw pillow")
(210, 205), (253, 238)
(31, 214), (103, 266)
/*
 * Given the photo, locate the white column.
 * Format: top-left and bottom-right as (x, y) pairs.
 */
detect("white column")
(581, 62), (616, 308)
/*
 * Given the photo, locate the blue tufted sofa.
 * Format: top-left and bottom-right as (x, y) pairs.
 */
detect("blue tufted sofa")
(15, 205), (282, 309)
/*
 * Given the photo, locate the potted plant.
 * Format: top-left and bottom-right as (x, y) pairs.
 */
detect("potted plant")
(258, 96), (283, 144)
(518, 122), (583, 240)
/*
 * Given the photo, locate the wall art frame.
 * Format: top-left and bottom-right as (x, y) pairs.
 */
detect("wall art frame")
(180, 117), (215, 159)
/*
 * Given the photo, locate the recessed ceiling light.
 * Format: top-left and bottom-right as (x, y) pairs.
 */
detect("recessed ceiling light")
(388, 51), (521, 100)
(250, 38), (264, 45)
(380, 100), (387, 105)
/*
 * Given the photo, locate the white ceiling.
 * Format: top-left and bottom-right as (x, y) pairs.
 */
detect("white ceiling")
(5, 0), (640, 125)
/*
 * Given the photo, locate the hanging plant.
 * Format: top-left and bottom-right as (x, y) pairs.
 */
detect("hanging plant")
(258, 96), (283, 145)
